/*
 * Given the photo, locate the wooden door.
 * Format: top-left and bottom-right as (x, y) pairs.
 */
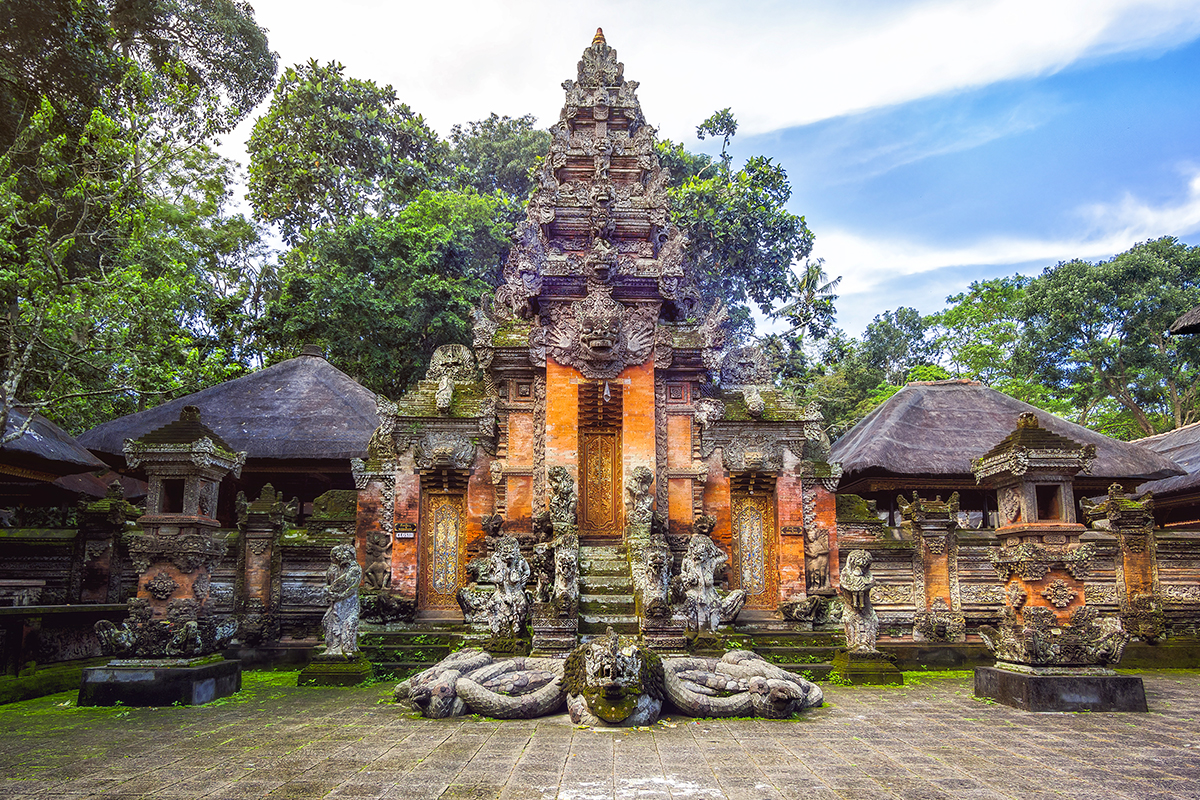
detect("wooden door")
(731, 492), (779, 609)
(579, 431), (620, 540)
(420, 492), (464, 609)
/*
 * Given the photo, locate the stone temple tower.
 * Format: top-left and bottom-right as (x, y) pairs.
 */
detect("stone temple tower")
(355, 31), (841, 629)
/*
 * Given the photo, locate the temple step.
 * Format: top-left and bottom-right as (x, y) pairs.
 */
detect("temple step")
(578, 574), (633, 594)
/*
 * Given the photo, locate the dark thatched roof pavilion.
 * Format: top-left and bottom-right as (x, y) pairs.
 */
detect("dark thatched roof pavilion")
(78, 348), (380, 521)
(1170, 304), (1200, 336)
(831, 381), (1184, 502)
(2, 408), (106, 481)
(1135, 421), (1200, 527)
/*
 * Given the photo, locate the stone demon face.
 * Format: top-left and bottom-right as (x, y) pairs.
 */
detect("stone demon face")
(577, 291), (623, 362)
(427, 344), (475, 381)
(564, 628), (662, 724)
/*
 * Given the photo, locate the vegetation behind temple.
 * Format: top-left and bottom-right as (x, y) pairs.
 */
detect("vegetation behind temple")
(2, 4), (1197, 442)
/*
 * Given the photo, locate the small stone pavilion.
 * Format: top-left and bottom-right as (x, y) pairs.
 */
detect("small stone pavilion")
(353, 30), (841, 631)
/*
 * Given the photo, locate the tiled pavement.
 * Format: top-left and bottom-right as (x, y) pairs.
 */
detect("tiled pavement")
(0, 669), (1197, 799)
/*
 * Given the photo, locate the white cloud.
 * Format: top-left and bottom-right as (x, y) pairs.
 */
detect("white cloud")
(810, 167), (1200, 332)
(234, 0), (1200, 145)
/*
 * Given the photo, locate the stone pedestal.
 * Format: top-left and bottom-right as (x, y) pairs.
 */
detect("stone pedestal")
(641, 614), (687, 652)
(530, 603), (577, 655)
(974, 666), (1146, 712)
(298, 653), (373, 687)
(78, 657), (241, 707)
(831, 650), (904, 685)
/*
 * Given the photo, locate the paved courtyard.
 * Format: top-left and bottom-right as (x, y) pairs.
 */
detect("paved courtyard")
(0, 669), (1196, 800)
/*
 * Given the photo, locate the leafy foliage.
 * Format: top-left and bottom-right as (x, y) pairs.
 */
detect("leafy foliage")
(260, 191), (509, 397)
(247, 61), (446, 246)
(449, 113), (549, 212)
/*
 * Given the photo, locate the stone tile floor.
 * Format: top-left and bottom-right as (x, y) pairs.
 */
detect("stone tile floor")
(0, 669), (1196, 800)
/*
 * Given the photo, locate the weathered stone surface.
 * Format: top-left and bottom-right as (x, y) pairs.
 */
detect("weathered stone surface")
(78, 656), (241, 707)
(974, 665), (1147, 712)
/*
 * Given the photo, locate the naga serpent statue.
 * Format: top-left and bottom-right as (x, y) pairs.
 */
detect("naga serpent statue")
(395, 629), (823, 723)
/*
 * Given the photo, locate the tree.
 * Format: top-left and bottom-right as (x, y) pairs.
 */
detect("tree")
(1020, 237), (1200, 436)
(659, 111), (819, 337)
(0, 0), (278, 437)
(449, 113), (549, 212)
(247, 61), (447, 245)
(109, 0), (277, 130)
(860, 307), (940, 386)
(259, 190), (510, 397)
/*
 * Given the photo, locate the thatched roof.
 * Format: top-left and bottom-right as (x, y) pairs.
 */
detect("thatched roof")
(1170, 304), (1200, 336)
(79, 348), (379, 465)
(830, 380), (1183, 489)
(1135, 421), (1200, 497)
(2, 408), (106, 479)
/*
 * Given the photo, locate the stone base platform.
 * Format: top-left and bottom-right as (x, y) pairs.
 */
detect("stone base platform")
(832, 650), (904, 685)
(298, 653), (373, 686)
(974, 666), (1147, 712)
(78, 656), (241, 706)
(530, 606), (577, 655)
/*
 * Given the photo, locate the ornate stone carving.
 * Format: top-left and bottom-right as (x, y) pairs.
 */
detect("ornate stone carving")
(913, 599), (966, 643)
(456, 535), (531, 640)
(625, 466), (654, 528)
(321, 544), (362, 657)
(564, 628), (663, 726)
(545, 289), (657, 379)
(721, 434), (783, 473)
(678, 533), (746, 633)
(413, 431), (475, 470)
(532, 375), (546, 517)
(547, 466), (578, 527)
(979, 605), (1129, 667)
(840, 550), (879, 652)
(720, 344), (771, 387)
(396, 648), (566, 719)
(1041, 579), (1077, 609)
(363, 530), (392, 590)
(804, 527), (832, 594)
(144, 571), (179, 601)
(960, 584), (1006, 605)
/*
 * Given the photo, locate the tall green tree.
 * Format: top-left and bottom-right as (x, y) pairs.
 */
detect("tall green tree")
(260, 190), (509, 397)
(1020, 237), (1200, 436)
(449, 113), (549, 209)
(660, 110), (820, 336)
(860, 307), (940, 386)
(247, 60), (446, 246)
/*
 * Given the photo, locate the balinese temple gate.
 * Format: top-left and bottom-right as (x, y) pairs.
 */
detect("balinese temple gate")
(352, 30), (842, 645)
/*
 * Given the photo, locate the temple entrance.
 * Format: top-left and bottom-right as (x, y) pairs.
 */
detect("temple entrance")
(419, 484), (466, 611)
(578, 382), (623, 542)
(731, 480), (779, 610)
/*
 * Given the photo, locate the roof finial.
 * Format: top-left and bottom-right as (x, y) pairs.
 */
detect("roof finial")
(593, 27), (606, 46)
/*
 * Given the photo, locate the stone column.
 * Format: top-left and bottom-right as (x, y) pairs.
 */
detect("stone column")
(234, 484), (292, 646)
(898, 492), (965, 643)
(72, 483), (139, 604)
(1097, 484), (1163, 640)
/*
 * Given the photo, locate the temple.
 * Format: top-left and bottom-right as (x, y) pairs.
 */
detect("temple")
(0, 32), (1198, 705)
(353, 29), (841, 636)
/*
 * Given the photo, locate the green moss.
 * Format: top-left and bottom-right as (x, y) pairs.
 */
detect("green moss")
(494, 319), (533, 347)
(836, 494), (879, 523)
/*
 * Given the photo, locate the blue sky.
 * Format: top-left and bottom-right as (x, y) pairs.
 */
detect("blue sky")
(222, 0), (1200, 338)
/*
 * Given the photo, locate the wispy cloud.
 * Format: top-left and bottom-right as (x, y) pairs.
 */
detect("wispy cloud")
(812, 166), (1200, 330)
(238, 0), (1200, 142)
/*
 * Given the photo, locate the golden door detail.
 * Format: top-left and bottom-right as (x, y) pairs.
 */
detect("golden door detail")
(732, 492), (778, 609)
(580, 432), (619, 537)
(420, 492), (464, 608)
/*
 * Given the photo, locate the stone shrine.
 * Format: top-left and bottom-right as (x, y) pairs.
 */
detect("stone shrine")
(80, 407), (245, 706)
(353, 30), (842, 647)
(972, 413), (1145, 711)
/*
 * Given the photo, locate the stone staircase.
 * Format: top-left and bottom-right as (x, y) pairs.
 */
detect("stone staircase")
(578, 543), (638, 637)
(357, 623), (463, 680)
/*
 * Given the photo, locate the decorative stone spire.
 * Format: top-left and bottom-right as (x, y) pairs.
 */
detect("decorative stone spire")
(477, 32), (696, 380)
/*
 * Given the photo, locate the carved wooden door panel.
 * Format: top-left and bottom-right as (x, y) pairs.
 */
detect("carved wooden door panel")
(579, 431), (620, 539)
(731, 492), (779, 609)
(420, 492), (465, 609)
